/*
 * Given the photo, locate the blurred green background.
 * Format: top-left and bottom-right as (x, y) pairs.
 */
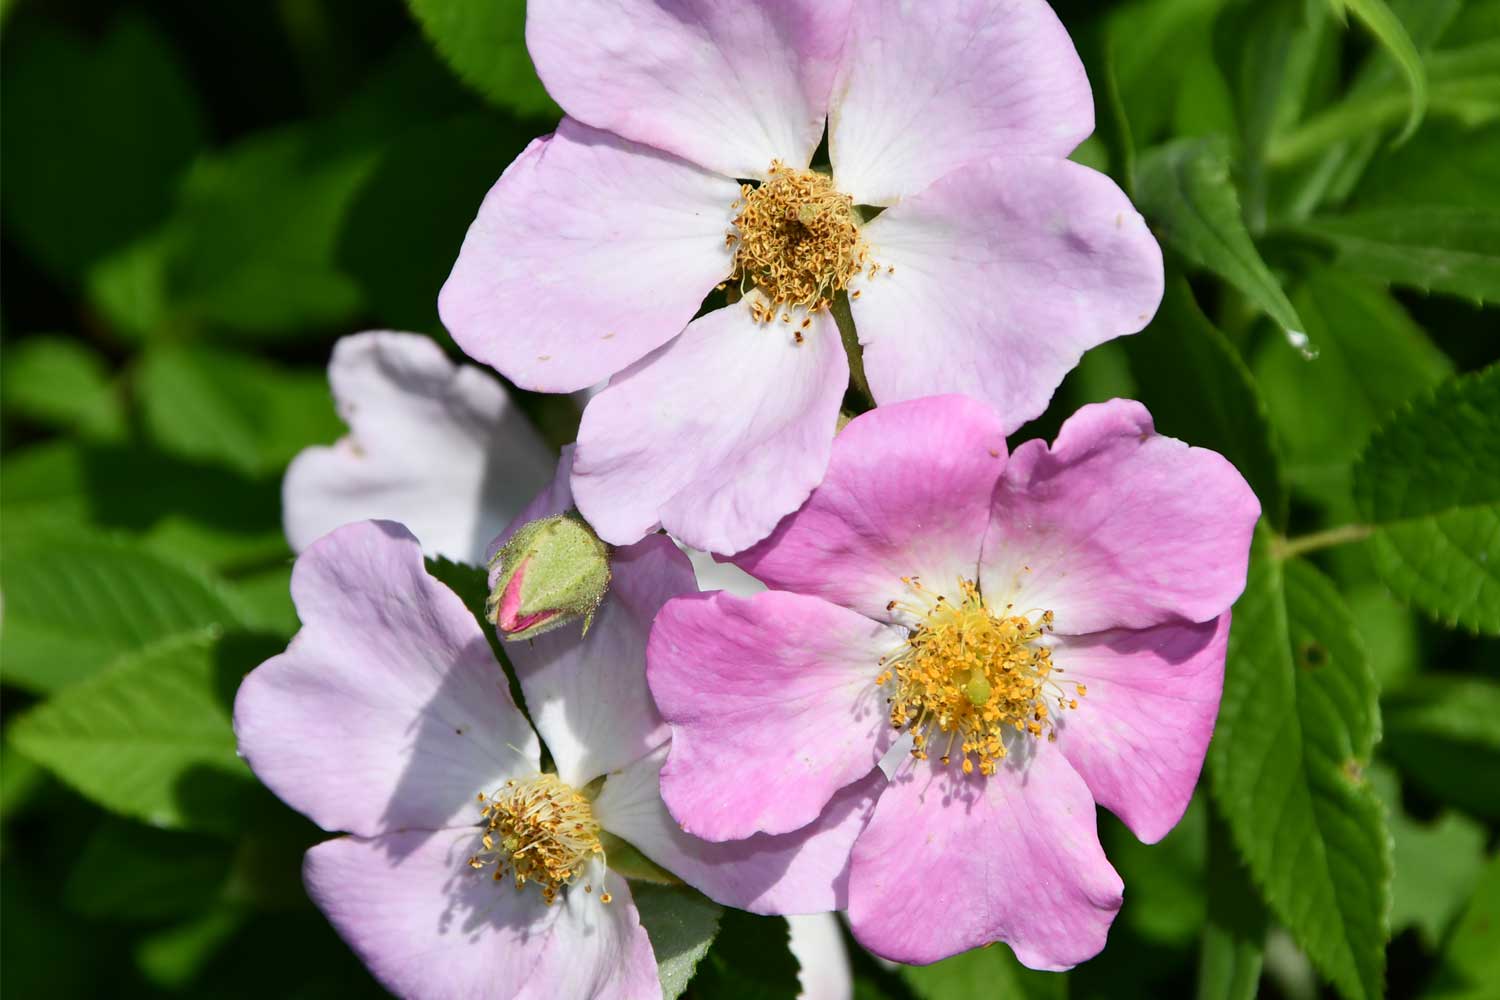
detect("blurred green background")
(1, 1), (1497, 998)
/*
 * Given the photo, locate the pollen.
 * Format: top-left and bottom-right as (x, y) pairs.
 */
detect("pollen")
(467, 773), (605, 905)
(727, 161), (870, 318)
(883, 579), (1078, 777)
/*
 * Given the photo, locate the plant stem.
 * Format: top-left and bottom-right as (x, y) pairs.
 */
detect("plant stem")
(1272, 523), (1375, 561)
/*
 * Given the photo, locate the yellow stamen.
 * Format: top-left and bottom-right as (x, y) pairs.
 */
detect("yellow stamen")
(882, 579), (1074, 777)
(727, 161), (870, 318)
(467, 774), (606, 905)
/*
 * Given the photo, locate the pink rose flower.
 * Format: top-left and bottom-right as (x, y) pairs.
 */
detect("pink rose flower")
(647, 395), (1260, 968)
(440, 0), (1164, 555)
(235, 474), (877, 997)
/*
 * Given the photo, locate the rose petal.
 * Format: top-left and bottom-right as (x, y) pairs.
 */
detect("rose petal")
(439, 118), (739, 393)
(304, 829), (658, 1000)
(830, 0), (1093, 205)
(649, 590), (901, 840)
(593, 745), (881, 915)
(283, 331), (553, 564)
(851, 156), (1163, 433)
(1049, 616), (1229, 843)
(848, 742), (1122, 969)
(571, 300), (848, 555)
(234, 521), (539, 837)
(527, 0), (852, 178)
(981, 399), (1261, 633)
(508, 534), (699, 787)
(732, 395), (1004, 626)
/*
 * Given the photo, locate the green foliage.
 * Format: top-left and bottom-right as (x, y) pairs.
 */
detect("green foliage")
(7, 629), (269, 835)
(631, 883), (724, 1000)
(692, 910), (802, 1000)
(139, 346), (344, 477)
(0, 14), (204, 283)
(405, 0), (560, 119)
(901, 940), (1066, 1000)
(1210, 531), (1391, 1000)
(1382, 675), (1500, 821)
(1424, 855), (1500, 999)
(1124, 277), (1287, 526)
(2, 0), (1496, 996)
(1134, 138), (1306, 337)
(1, 336), (125, 439)
(0, 533), (249, 693)
(1255, 267), (1450, 501)
(1353, 365), (1500, 633)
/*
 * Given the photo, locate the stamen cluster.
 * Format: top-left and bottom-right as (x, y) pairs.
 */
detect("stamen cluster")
(879, 579), (1083, 776)
(728, 161), (870, 317)
(467, 773), (607, 905)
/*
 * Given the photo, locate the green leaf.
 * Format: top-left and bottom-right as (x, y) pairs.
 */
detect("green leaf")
(1104, 798), (1206, 948)
(1285, 207), (1500, 303)
(693, 910), (801, 1000)
(63, 819), (232, 921)
(0, 533), (249, 693)
(901, 942), (1066, 1000)
(135, 909), (245, 991)
(1352, 365), (1500, 633)
(1344, 584), (1421, 690)
(229, 564), (299, 639)
(1122, 277), (1288, 528)
(0, 336), (125, 439)
(1331, 0), (1430, 142)
(138, 346), (343, 477)
(0, 14), (204, 283)
(1254, 268), (1451, 501)
(1353, 119), (1500, 210)
(630, 883), (723, 1000)
(1425, 854), (1500, 1000)
(0, 440), (288, 574)
(7, 629), (272, 835)
(1135, 138), (1306, 339)
(160, 125), (381, 337)
(405, 0), (560, 119)
(1196, 805), (1267, 1000)
(1108, 0), (1226, 148)
(1369, 765), (1488, 947)
(1382, 675), (1500, 820)
(1210, 530), (1391, 1000)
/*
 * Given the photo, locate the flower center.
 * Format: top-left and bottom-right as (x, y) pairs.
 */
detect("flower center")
(728, 161), (870, 318)
(878, 578), (1083, 776)
(467, 773), (608, 905)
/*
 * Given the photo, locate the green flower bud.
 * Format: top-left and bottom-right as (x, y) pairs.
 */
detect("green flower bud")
(486, 512), (611, 641)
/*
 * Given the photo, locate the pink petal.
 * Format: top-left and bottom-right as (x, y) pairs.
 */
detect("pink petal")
(830, 0), (1093, 205)
(571, 300), (848, 555)
(486, 446), (579, 565)
(593, 744), (882, 915)
(234, 521), (539, 838)
(851, 157), (1164, 433)
(1049, 616), (1229, 844)
(283, 332), (554, 564)
(848, 743), (1122, 969)
(304, 830), (658, 1000)
(527, 0), (852, 179)
(438, 118), (739, 394)
(508, 534), (699, 788)
(649, 590), (902, 840)
(732, 395), (1004, 626)
(981, 400), (1261, 634)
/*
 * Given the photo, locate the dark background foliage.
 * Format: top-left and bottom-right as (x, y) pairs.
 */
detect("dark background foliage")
(1, 1), (1496, 998)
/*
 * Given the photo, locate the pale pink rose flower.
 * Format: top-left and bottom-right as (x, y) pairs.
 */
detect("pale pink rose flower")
(647, 396), (1259, 967)
(441, 0), (1164, 555)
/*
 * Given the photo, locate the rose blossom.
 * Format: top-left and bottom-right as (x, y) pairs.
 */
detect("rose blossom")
(282, 331), (554, 563)
(647, 395), (1260, 967)
(440, 0), (1164, 555)
(235, 469), (876, 997)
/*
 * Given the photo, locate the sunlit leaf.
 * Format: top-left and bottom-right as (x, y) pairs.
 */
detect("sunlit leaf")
(1210, 530), (1390, 1000)
(1353, 365), (1500, 633)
